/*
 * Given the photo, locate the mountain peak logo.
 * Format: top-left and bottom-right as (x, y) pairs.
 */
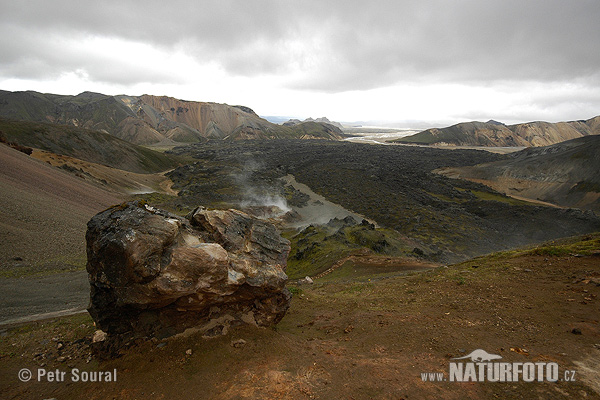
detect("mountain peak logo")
(452, 349), (502, 362)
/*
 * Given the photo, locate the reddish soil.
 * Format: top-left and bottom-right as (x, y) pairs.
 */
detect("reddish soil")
(1, 251), (599, 399)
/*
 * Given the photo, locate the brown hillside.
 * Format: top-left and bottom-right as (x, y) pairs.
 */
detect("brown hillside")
(0, 144), (122, 267)
(137, 95), (273, 139)
(394, 115), (600, 147)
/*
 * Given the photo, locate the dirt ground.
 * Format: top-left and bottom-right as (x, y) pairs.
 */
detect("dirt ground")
(0, 145), (123, 266)
(1, 245), (599, 399)
(0, 271), (88, 324)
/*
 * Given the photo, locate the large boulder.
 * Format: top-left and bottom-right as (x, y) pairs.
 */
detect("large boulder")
(86, 201), (291, 345)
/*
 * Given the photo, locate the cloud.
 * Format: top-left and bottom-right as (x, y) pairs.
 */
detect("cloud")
(0, 0), (599, 123)
(2, 0), (599, 89)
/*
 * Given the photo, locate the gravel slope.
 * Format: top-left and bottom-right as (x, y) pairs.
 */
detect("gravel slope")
(0, 144), (123, 265)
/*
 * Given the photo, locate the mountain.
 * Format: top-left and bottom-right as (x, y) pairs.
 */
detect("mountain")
(436, 135), (600, 211)
(392, 116), (600, 147)
(0, 118), (179, 174)
(0, 90), (343, 144)
(283, 116), (344, 129)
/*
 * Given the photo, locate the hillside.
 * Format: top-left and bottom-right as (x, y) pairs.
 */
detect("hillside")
(393, 116), (600, 147)
(2, 233), (599, 398)
(436, 135), (600, 211)
(0, 143), (123, 270)
(0, 90), (343, 144)
(0, 118), (179, 174)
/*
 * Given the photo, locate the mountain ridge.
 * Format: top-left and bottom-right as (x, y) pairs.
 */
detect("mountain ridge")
(0, 118), (179, 174)
(0, 90), (343, 144)
(392, 116), (600, 147)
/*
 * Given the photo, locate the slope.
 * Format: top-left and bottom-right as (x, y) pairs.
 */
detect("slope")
(2, 233), (599, 399)
(0, 118), (179, 174)
(0, 144), (123, 271)
(436, 135), (600, 211)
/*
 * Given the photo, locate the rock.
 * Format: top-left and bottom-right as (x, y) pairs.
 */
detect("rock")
(231, 339), (247, 348)
(186, 349), (192, 355)
(572, 328), (582, 335)
(92, 330), (107, 343)
(298, 276), (314, 285)
(86, 201), (291, 351)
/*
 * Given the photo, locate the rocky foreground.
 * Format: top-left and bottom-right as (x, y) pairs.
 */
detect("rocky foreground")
(1, 234), (599, 399)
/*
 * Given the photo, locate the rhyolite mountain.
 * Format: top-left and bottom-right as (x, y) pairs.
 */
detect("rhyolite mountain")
(0, 90), (343, 144)
(436, 135), (600, 211)
(392, 116), (600, 147)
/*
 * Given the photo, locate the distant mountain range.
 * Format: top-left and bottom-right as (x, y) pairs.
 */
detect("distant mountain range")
(0, 90), (343, 144)
(392, 116), (600, 147)
(283, 117), (344, 129)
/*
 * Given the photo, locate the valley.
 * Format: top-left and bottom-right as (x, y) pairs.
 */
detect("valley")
(2, 0), (600, 397)
(0, 98), (599, 399)
(165, 140), (600, 264)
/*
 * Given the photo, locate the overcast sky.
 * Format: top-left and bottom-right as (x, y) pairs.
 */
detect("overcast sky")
(1, 0), (599, 127)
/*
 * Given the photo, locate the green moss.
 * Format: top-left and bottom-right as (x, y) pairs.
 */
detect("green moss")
(288, 286), (303, 295)
(284, 223), (416, 279)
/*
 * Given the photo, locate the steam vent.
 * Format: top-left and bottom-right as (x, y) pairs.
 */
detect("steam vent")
(85, 201), (291, 348)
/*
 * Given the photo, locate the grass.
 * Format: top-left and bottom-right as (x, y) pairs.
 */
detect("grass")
(519, 234), (600, 257)
(1, 231), (599, 398)
(449, 233), (600, 267)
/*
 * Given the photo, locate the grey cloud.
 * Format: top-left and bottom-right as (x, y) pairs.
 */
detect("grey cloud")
(292, 0), (600, 91)
(0, 24), (187, 85)
(1, 0), (599, 92)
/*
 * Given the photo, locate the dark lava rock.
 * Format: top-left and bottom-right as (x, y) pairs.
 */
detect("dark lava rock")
(86, 201), (291, 351)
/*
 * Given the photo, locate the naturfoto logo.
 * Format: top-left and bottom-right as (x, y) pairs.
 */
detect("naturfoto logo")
(421, 348), (577, 383)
